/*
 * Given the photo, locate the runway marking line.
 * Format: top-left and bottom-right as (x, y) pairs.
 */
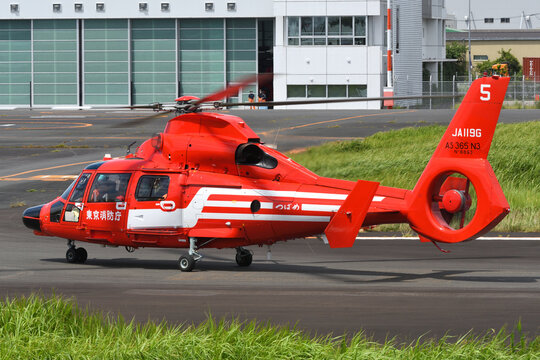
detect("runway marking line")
(0, 121), (92, 130)
(1, 175), (79, 182)
(0, 160), (99, 181)
(259, 110), (417, 136)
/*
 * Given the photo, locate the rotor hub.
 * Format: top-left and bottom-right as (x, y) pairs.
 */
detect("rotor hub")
(442, 189), (466, 214)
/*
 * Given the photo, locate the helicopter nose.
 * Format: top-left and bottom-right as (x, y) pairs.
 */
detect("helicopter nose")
(22, 204), (44, 232)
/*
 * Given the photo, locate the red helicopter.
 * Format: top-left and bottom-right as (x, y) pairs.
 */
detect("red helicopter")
(22, 75), (510, 272)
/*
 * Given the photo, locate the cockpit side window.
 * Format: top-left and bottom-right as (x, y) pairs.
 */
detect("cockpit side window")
(135, 175), (170, 201)
(69, 173), (91, 202)
(235, 144), (278, 169)
(87, 173), (131, 203)
(50, 200), (64, 223)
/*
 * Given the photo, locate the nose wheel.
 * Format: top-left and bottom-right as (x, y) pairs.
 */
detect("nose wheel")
(65, 240), (87, 264)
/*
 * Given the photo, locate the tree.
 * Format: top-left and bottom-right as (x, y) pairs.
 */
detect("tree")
(443, 42), (468, 80)
(475, 48), (522, 77)
(475, 59), (495, 75)
(496, 49), (521, 75)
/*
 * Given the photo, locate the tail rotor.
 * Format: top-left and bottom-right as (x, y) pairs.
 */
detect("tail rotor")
(405, 75), (511, 244)
(432, 173), (475, 230)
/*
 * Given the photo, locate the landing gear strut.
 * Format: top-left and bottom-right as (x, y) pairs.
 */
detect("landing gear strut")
(178, 238), (203, 272)
(235, 247), (253, 267)
(65, 240), (87, 264)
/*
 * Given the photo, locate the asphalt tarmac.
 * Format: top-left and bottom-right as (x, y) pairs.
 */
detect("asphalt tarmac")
(1, 108), (539, 341)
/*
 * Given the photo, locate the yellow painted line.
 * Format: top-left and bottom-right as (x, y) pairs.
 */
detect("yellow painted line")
(259, 110), (417, 136)
(0, 160), (99, 180)
(1, 175), (78, 182)
(0, 121), (92, 130)
(80, 136), (148, 139)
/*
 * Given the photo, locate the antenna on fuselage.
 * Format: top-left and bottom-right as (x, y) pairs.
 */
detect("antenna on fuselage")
(126, 141), (136, 155)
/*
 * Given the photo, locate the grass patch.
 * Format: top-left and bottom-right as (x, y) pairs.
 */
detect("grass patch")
(289, 122), (540, 232)
(9, 201), (26, 208)
(0, 295), (538, 359)
(502, 102), (540, 110)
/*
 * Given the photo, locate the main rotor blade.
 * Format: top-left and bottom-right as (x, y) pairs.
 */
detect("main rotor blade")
(196, 74), (272, 105)
(110, 109), (174, 128)
(218, 94), (459, 108)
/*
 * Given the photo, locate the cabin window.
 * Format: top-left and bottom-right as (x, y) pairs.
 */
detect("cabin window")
(135, 175), (170, 201)
(87, 173), (131, 203)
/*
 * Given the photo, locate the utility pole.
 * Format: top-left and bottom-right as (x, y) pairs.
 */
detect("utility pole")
(467, 0), (472, 82)
(383, 0), (394, 109)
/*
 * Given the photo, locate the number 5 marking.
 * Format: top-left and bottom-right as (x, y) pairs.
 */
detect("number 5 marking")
(480, 84), (491, 101)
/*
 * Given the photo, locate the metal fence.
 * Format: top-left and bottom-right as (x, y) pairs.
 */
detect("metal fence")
(398, 76), (540, 109)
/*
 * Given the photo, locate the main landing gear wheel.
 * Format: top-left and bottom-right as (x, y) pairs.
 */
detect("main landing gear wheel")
(235, 247), (253, 267)
(178, 238), (203, 272)
(178, 255), (196, 272)
(65, 240), (87, 264)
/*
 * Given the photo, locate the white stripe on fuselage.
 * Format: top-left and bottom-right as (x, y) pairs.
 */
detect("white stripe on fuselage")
(127, 187), (385, 229)
(205, 200), (274, 209)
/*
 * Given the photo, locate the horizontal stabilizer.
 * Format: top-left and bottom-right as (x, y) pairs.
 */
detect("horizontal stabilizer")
(324, 180), (379, 248)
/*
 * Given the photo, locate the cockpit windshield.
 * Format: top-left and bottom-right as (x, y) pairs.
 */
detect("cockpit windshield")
(60, 181), (75, 201)
(69, 173), (91, 202)
(60, 172), (91, 201)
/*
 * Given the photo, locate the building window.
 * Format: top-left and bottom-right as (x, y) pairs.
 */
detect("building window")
(287, 16), (367, 46)
(227, 2), (236, 11)
(74, 3), (83, 11)
(328, 85), (346, 98)
(307, 85), (326, 97)
(96, 3), (105, 11)
(287, 85), (305, 97)
(139, 2), (148, 11)
(161, 2), (169, 11)
(501, 18), (510, 23)
(348, 85), (367, 97)
(473, 55), (489, 61)
(53, 3), (61, 12)
(287, 85), (367, 98)
(205, 2), (214, 11)
(484, 18), (494, 23)
(10, 3), (19, 12)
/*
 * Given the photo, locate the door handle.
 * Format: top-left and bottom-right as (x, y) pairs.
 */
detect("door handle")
(157, 200), (176, 211)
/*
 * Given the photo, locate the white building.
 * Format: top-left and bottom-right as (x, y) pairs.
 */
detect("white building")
(0, 0), (447, 109)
